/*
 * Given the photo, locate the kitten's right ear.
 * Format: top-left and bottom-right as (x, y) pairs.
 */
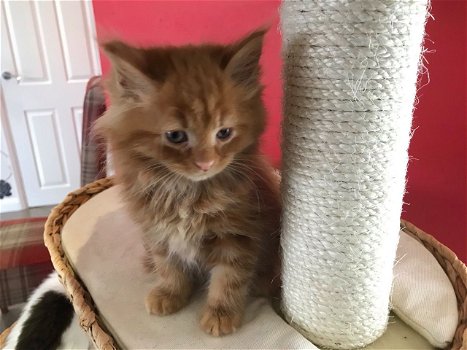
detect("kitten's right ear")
(101, 41), (154, 100)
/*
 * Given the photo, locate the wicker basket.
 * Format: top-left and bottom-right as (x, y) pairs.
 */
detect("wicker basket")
(1, 178), (466, 350)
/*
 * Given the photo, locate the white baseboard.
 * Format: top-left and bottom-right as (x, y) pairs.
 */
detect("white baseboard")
(0, 197), (23, 213)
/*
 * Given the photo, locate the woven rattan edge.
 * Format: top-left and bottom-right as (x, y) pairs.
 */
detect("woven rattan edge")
(401, 219), (467, 350)
(43, 177), (118, 350)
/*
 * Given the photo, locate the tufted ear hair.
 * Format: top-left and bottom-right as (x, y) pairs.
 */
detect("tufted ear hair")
(224, 28), (266, 91)
(101, 41), (155, 101)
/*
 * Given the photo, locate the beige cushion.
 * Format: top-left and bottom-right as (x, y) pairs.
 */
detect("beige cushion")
(62, 186), (316, 349)
(62, 186), (435, 349)
(392, 230), (457, 348)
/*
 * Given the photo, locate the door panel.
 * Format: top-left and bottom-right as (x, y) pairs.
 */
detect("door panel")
(25, 109), (68, 187)
(3, 1), (49, 83)
(55, 1), (100, 81)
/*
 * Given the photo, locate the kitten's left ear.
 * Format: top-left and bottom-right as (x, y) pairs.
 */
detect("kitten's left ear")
(224, 28), (266, 91)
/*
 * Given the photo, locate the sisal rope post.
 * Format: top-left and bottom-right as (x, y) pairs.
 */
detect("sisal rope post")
(280, 1), (429, 348)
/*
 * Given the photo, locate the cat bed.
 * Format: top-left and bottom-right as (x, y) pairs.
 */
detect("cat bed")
(14, 178), (465, 349)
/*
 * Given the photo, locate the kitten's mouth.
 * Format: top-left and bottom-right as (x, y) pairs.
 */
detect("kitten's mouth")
(163, 164), (219, 183)
(166, 158), (233, 182)
(187, 168), (222, 182)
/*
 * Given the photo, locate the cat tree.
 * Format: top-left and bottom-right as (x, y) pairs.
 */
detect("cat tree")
(1, 0), (462, 349)
(280, 0), (429, 348)
(7, 0), (467, 349)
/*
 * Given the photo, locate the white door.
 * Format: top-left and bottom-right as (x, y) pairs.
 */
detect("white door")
(1, 0), (101, 207)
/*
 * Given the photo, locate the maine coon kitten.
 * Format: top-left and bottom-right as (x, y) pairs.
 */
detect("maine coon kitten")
(95, 29), (281, 336)
(3, 272), (91, 350)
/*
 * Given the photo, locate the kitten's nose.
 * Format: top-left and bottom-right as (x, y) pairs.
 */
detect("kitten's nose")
(195, 160), (214, 172)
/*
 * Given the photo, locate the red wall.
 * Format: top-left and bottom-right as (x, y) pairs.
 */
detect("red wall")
(403, 0), (466, 261)
(93, 0), (466, 261)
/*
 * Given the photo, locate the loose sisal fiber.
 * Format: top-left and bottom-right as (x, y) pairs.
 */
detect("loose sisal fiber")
(280, 1), (428, 348)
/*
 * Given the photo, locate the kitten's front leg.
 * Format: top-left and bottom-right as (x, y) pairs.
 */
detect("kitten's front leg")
(201, 245), (256, 336)
(145, 247), (192, 316)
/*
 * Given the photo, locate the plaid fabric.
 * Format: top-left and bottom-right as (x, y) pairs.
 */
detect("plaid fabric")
(81, 76), (107, 186)
(0, 218), (49, 268)
(0, 218), (52, 311)
(0, 265), (53, 312)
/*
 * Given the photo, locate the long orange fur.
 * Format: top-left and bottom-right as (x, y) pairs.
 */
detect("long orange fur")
(95, 29), (281, 336)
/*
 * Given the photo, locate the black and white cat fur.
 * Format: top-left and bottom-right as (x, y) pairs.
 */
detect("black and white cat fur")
(3, 272), (91, 350)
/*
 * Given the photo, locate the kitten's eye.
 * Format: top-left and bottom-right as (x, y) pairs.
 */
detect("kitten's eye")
(216, 128), (232, 140)
(165, 130), (188, 144)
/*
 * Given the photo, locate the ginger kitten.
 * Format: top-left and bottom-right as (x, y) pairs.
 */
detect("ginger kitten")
(95, 29), (281, 336)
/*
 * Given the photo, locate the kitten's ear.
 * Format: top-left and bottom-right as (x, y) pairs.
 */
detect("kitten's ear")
(224, 29), (266, 90)
(101, 41), (154, 100)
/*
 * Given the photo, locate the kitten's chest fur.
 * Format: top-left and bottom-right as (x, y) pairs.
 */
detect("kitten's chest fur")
(125, 172), (256, 266)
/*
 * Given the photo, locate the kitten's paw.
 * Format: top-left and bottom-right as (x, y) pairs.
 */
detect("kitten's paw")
(145, 288), (187, 316)
(200, 306), (242, 336)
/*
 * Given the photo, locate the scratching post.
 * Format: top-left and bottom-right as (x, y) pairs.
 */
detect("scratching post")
(280, 1), (428, 348)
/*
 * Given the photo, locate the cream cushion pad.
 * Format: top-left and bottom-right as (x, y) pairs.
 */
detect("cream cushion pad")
(392, 231), (457, 348)
(62, 186), (434, 349)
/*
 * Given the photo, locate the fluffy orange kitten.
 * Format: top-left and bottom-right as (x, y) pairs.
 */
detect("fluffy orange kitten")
(95, 29), (281, 336)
